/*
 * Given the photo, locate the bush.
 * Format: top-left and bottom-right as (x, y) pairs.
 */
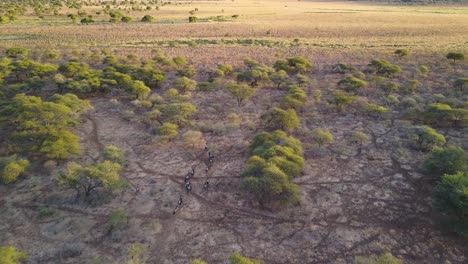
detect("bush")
(410, 126), (446, 152)
(261, 107), (299, 132)
(141, 15), (155, 22)
(362, 103), (388, 118)
(158, 122), (179, 142)
(432, 171), (468, 236)
(280, 85), (307, 109)
(0, 246), (28, 264)
(188, 16), (198, 22)
(368, 59), (401, 77)
(108, 209), (128, 230)
(423, 146), (467, 176)
(395, 49), (409, 58)
(355, 252), (402, 264)
(379, 81), (399, 96)
(0, 155), (29, 184)
(229, 252), (262, 264)
(103, 145), (126, 164)
(182, 130), (205, 149)
(173, 76), (197, 93)
(338, 76), (368, 94)
(121, 16), (132, 23)
(312, 128), (333, 149)
(6, 47), (29, 59)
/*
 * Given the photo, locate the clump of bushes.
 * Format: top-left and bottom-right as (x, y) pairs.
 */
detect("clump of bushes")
(241, 131), (303, 207)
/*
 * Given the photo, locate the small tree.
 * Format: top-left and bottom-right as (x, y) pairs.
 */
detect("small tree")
(379, 81), (399, 96)
(56, 161), (122, 198)
(131, 80), (151, 99)
(270, 70), (289, 89)
(423, 146), (467, 176)
(351, 131), (369, 152)
(0, 246), (28, 264)
(432, 171), (468, 236)
(188, 16), (198, 22)
(225, 81), (256, 107)
(453, 77), (468, 92)
(312, 128), (334, 149)
(447, 52), (464, 63)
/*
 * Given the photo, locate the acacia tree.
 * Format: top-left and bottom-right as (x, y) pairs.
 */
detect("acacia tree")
(330, 91), (355, 112)
(56, 160), (122, 198)
(225, 81), (256, 107)
(270, 70), (289, 89)
(447, 52), (464, 63)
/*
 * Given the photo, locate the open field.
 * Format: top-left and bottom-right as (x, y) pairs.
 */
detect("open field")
(0, 0), (467, 264)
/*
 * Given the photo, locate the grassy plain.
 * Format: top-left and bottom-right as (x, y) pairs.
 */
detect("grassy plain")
(1, 0), (467, 64)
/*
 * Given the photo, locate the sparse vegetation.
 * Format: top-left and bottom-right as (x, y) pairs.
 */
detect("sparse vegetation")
(0, 1), (467, 263)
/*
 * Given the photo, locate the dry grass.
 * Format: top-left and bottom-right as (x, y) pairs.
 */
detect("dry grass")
(0, 0), (467, 58)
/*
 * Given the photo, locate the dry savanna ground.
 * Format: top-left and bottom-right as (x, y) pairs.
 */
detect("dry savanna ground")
(0, 0), (467, 264)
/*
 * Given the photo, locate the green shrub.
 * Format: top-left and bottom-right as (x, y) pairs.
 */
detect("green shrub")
(0, 246), (28, 264)
(423, 146), (467, 176)
(141, 15), (155, 22)
(368, 59), (401, 77)
(394, 49), (409, 58)
(432, 171), (468, 236)
(103, 145), (126, 164)
(158, 122), (179, 142)
(338, 76), (368, 94)
(261, 107), (299, 132)
(0, 155), (29, 184)
(355, 252), (402, 264)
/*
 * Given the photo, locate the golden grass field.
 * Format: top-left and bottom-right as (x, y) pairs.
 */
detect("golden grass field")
(1, 0), (467, 64)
